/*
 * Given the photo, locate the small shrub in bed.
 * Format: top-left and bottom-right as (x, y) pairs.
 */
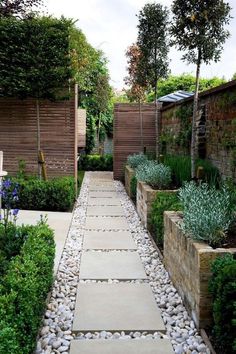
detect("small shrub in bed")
(130, 175), (137, 203)
(10, 177), (75, 211)
(127, 153), (148, 169)
(179, 182), (235, 247)
(150, 192), (182, 247)
(78, 154), (113, 171)
(0, 221), (55, 354)
(209, 254), (236, 354)
(136, 161), (172, 189)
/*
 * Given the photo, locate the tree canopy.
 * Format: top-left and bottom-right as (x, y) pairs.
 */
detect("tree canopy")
(147, 74), (226, 101)
(0, 0), (44, 18)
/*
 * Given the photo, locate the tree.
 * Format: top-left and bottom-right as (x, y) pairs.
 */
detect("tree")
(0, 16), (72, 176)
(0, 0), (44, 18)
(147, 74), (226, 101)
(137, 3), (169, 159)
(124, 44), (147, 151)
(170, 0), (231, 178)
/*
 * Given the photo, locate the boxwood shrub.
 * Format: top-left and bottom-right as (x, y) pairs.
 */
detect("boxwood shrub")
(150, 192), (182, 247)
(210, 254), (236, 354)
(78, 154), (113, 171)
(0, 222), (55, 354)
(11, 176), (75, 211)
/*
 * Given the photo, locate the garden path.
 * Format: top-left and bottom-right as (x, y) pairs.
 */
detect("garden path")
(70, 172), (174, 354)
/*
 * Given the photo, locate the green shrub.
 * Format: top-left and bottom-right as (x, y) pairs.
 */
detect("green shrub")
(127, 153), (148, 169)
(150, 192), (182, 247)
(179, 182), (234, 247)
(78, 154), (113, 171)
(0, 223), (34, 276)
(209, 254), (236, 354)
(11, 177), (75, 211)
(0, 222), (55, 354)
(163, 155), (220, 187)
(136, 161), (172, 189)
(130, 175), (137, 203)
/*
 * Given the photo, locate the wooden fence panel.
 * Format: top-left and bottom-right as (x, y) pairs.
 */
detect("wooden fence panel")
(113, 103), (156, 180)
(0, 88), (77, 178)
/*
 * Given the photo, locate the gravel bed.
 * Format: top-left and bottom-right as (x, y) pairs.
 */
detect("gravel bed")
(36, 172), (210, 354)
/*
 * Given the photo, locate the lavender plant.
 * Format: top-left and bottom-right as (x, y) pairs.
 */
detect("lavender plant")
(0, 179), (19, 232)
(179, 182), (234, 247)
(136, 161), (171, 189)
(127, 153), (148, 169)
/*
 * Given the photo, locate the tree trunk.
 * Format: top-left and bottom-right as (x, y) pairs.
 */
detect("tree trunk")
(36, 99), (41, 178)
(139, 99), (143, 152)
(154, 83), (159, 161)
(97, 114), (101, 155)
(191, 50), (201, 179)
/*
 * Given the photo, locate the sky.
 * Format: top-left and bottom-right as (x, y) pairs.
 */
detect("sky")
(46, 0), (236, 89)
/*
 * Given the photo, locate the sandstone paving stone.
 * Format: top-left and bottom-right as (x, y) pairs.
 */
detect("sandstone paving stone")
(79, 251), (146, 279)
(87, 198), (121, 206)
(70, 339), (174, 354)
(83, 231), (137, 250)
(89, 191), (118, 198)
(89, 184), (116, 191)
(85, 216), (129, 230)
(72, 283), (165, 332)
(87, 205), (124, 216)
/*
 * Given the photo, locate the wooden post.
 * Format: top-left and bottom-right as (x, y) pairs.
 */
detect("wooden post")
(38, 150), (47, 181)
(74, 84), (78, 197)
(0, 151), (8, 212)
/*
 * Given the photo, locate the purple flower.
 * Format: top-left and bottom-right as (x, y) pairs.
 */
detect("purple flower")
(3, 179), (11, 189)
(12, 209), (19, 216)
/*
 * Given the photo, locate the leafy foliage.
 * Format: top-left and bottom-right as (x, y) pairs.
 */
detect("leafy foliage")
(78, 154), (113, 171)
(136, 161), (171, 189)
(0, 0), (44, 18)
(147, 74), (226, 100)
(130, 175), (137, 203)
(0, 16), (72, 99)
(127, 153), (148, 169)
(210, 254), (236, 354)
(9, 177), (75, 211)
(163, 155), (220, 187)
(179, 182), (234, 247)
(0, 221), (55, 354)
(150, 192), (182, 247)
(137, 3), (169, 93)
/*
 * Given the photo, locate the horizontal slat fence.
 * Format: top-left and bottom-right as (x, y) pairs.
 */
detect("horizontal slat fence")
(114, 103), (157, 180)
(0, 88), (77, 178)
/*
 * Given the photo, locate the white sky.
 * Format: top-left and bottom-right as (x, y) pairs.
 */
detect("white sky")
(46, 0), (236, 89)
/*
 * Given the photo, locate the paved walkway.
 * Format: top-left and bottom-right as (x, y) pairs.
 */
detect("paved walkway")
(17, 210), (72, 273)
(70, 172), (174, 354)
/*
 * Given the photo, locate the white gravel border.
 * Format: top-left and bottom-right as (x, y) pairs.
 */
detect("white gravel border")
(36, 172), (210, 354)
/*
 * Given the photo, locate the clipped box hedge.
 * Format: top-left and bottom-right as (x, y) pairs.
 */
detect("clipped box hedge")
(11, 176), (75, 211)
(78, 154), (113, 171)
(0, 222), (55, 354)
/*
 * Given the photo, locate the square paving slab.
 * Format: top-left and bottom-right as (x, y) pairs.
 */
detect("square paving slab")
(70, 339), (174, 354)
(79, 251), (146, 279)
(89, 191), (117, 198)
(83, 231), (137, 250)
(87, 206), (124, 216)
(72, 283), (165, 332)
(85, 217), (129, 230)
(89, 185), (116, 191)
(87, 198), (121, 206)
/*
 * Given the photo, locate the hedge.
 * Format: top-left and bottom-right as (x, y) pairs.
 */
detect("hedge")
(209, 254), (236, 354)
(78, 154), (113, 171)
(11, 176), (75, 211)
(150, 191), (182, 247)
(0, 222), (55, 354)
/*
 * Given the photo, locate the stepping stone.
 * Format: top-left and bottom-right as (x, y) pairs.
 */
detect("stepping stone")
(70, 339), (174, 354)
(72, 283), (165, 332)
(89, 185), (116, 191)
(89, 191), (117, 198)
(87, 198), (121, 206)
(85, 217), (129, 230)
(87, 206), (124, 216)
(79, 251), (146, 279)
(83, 231), (137, 250)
